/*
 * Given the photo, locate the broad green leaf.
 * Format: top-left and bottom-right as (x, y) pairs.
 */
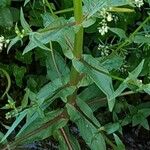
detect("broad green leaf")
(104, 122), (120, 134)
(16, 114), (67, 145)
(36, 75), (69, 103)
(108, 0), (132, 6)
(140, 119), (149, 130)
(100, 55), (124, 71)
(23, 17), (74, 59)
(109, 28), (127, 39)
(83, 0), (106, 19)
(43, 86), (76, 104)
(83, 0), (132, 20)
(76, 97), (100, 127)
(83, 54), (123, 72)
(46, 51), (70, 80)
(0, 0), (10, 8)
(1, 110), (27, 143)
(66, 104), (106, 150)
(0, 7), (13, 27)
(77, 75), (93, 87)
(79, 84), (106, 111)
(82, 18), (96, 28)
(31, 35), (50, 51)
(16, 109), (63, 137)
(72, 58), (115, 111)
(42, 12), (56, 27)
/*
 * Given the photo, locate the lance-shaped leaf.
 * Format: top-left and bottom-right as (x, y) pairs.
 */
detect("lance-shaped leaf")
(72, 57), (115, 111)
(66, 104), (106, 150)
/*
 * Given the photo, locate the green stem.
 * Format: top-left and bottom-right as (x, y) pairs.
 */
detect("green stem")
(69, 0), (83, 101)
(54, 8), (74, 15)
(45, 0), (55, 16)
(115, 15), (150, 51)
(0, 68), (11, 99)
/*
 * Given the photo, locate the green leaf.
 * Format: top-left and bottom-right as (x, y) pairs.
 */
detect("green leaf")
(54, 130), (68, 150)
(0, 7), (13, 27)
(16, 110), (67, 145)
(24, 0), (30, 6)
(109, 28), (127, 39)
(58, 126), (81, 150)
(134, 35), (150, 44)
(31, 35), (50, 51)
(16, 109), (63, 137)
(83, 0), (106, 19)
(101, 55), (124, 71)
(77, 75), (93, 87)
(44, 86), (76, 103)
(104, 122), (120, 134)
(37, 75), (69, 104)
(129, 60), (145, 78)
(82, 18), (96, 28)
(132, 112), (145, 126)
(140, 119), (149, 130)
(15, 51), (32, 64)
(110, 60), (145, 100)
(1, 110), (27, 143)
(78, 84), (106, 112)
(46, 51), (70, 80)
(7, 36), (21, 53)
(0, 0), (10, 8)
(76, 97), (101, 127)
(113, 133), (125, 150)
(66, 104), (106, 150)
(12, 65), (26, 87)
(0, 132), (7, 145)
(23, 17), (74, 59)
(20, 8), (31, 32)
(72, 57), (115, 111)
(21, 88), (30, 108)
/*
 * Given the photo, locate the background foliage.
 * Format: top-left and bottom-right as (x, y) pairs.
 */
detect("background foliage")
(0, 0), (150, 149)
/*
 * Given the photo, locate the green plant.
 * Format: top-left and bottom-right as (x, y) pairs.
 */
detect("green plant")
(0, 0), (150, 149)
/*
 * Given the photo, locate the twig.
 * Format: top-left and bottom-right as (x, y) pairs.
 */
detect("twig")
(60, 128), (73, 150)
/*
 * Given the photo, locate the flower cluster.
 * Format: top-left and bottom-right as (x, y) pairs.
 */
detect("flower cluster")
(15, 29), (25, 38)
(98, 43), (110, 56)
(0, 36), (10, 52)
(97, 8), (113, 36)
(134, 0), (144, 8)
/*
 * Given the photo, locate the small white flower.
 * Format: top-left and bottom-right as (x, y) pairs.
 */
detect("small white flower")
(134, 0), (144, 7)
(0, 36), (4, 43)
(145, 34), (150, 37)
(5, 39), (10, 44)
(106, 13), (113, 22)
(98, 25), (109, 35)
